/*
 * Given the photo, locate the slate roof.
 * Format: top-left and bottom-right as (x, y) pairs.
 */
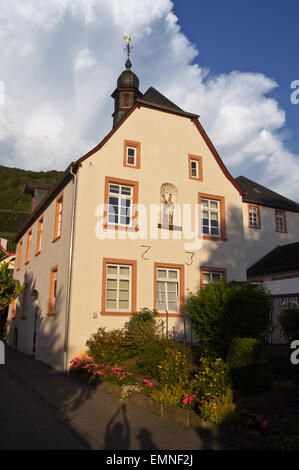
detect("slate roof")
(235, 176), (299, 213)
(137, 87), (199, 119)
(247, 242), (299, 277)
(24, 182), (52, 192)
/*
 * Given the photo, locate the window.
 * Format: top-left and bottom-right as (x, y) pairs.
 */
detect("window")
(108, 184), (132, 226)
(11, 298), (17, 319)
(122, 93), (130, 108)
(101, 258), (137, 315)
(21, 287), (27, 319)
(188, 154), (203, 181)
(123, 140), (141, 169)
(198, 193), (226, 241)
(48, 266), (58, 315)
(200, 267), (227, 286)
(25, 230), (32, 264)
(248, 204), (261, 229)
(16, 239), (23, 271)
(53, 194), (63, 241)
(36, 217), (43, 255)
(154, 263), (184, 316)
(104, 177), (138, 231)
(275, 209), (287, 233)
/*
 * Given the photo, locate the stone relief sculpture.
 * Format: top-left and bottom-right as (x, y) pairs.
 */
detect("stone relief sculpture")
(160, 183), (178, 226)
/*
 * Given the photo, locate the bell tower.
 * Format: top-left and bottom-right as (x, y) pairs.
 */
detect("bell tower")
(111, 37), (142, 128)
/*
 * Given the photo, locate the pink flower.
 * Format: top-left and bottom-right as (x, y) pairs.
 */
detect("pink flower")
(182, 398), (189, 405)
(283, 417), (291, 422)
(261, 421), (269, 429)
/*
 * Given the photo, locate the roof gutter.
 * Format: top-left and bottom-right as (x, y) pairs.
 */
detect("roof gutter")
(63, 163), (78, 373)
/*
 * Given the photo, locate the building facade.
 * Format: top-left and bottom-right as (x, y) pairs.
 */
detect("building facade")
(7, 59), (299, 371)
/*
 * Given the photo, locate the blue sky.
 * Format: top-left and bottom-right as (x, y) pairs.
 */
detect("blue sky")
(0, 0), (298, 200)
(173, 0), (299, 154)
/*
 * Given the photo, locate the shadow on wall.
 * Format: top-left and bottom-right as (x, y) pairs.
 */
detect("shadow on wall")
(171, 203), (248, 339)
(7, 270), (66, 371)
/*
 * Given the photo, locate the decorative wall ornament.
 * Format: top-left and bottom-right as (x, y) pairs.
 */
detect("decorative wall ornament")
(160, 183), (178, 226)
(141, 245), (151, 260)
(185, 251), (195, 266)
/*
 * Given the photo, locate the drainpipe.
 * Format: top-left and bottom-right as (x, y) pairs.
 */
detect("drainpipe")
(63, 163), (77, 373)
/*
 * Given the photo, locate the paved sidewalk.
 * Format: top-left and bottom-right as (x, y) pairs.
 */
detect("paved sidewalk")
(5, 347), (230, 450)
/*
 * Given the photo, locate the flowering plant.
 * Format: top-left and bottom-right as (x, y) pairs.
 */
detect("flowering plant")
(69, 357), (136, 386)
(182, 394), (196, 409)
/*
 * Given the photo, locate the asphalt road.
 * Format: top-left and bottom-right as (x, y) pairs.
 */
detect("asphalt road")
(0, 366), (91, 450)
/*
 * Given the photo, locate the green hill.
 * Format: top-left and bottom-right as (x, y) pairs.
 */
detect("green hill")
(0, 165), (63, 212)
(0, 165), (63, 255)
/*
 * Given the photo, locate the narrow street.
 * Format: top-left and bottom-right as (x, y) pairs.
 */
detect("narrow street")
(0, 366), (91, 450)
(0, 348), (229, 451)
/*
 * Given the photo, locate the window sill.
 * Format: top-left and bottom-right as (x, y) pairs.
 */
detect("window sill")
(103, 224), (139, 232)
(101, 311), (133, 316)
(24, 260), (29, 265)
(123, 164), (140, 169)
(248, 226), (261, 230)
(47, 312), (56, 317)
(158, 224), (182, 231)
(35, 251), (41, 257)
(202, 235), (227, 242)
(52, 235), (61, 243)
(157, 311), (183, 317)
(189, 176), (203, 182)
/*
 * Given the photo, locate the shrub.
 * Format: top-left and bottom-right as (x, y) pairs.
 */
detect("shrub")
(123, 308), (162, 357)
(230, 363), (270, 395)
(278, 308), (299, 344)
(85, 327), (127, 365)
(135, 340), (166, 378)
(226, 337), (266, 369)
(227, 337), (270, 395)
(185, 280), (272, 357)
(193, 356), (231, 400)
(69, 357), (136, 386)
(199, 389), (236, 425)
(150, 382), (192, 407)
(157, 342), (193, 384)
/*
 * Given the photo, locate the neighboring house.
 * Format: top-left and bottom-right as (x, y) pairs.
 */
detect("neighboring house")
(247, 242), (299, 344)
(0, 254), (15, 271)
(24, 182), (52, 214)
(6, 57), (299, 371)
(236, 176), (299, 267)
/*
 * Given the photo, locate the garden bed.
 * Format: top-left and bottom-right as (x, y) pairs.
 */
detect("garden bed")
(69, 365), (264, 450)
(70, 306), (299, 451)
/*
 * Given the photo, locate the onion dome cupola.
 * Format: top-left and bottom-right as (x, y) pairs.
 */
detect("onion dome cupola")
(111, 37), (142, 128)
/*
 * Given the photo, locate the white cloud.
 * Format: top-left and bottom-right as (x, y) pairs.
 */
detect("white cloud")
(74, 48), (97, 72)
(0, 0), (298, 200)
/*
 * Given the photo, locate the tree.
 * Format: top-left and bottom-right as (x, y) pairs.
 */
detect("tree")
(185, 280), (272, 357)
(0, 262), (25, 338)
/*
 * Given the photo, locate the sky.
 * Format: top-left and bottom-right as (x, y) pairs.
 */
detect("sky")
(0, 0), (298, 201)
